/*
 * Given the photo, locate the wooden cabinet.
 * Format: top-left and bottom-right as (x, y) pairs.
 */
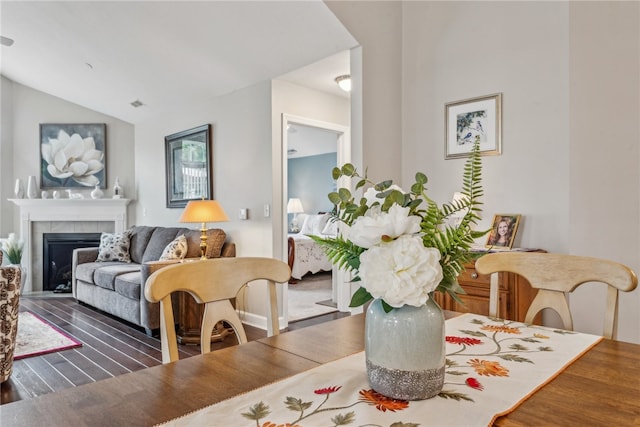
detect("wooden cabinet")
(432, 258), (540, 323)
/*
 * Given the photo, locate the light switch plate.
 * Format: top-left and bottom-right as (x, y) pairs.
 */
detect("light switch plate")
(239, 208), (248, 220)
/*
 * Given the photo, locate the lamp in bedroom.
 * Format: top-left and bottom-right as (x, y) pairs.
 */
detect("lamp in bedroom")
(287, 198), (304, 233)
(179, 199), (229, 259)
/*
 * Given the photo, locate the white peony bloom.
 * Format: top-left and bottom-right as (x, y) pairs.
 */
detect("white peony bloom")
(359, 235), (443, 308)
(348, 204), (421, 249)
(41, 130), (104, 187)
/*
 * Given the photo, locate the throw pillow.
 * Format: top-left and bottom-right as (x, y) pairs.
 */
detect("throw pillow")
(321, 218), (338, 237)
(159, 235), (188, 261)
(185, 228), (227, 259)
(299, 213), (330, 236)
(96, 232), (132, 263)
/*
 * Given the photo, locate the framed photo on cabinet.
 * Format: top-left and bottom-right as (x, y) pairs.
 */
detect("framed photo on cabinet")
(485, 214), (521, 249)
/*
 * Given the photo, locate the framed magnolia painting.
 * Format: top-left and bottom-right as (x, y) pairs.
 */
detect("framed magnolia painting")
(445, 93), (502, 159)
(485, 214), (521, 249)
(40, 123), (107, 189)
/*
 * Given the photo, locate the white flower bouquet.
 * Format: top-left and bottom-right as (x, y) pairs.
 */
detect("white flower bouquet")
(311, 141), (487, 313)
(2, 233), (24, 265)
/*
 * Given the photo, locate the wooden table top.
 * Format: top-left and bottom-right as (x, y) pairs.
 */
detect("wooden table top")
(2, 314), (639, 426)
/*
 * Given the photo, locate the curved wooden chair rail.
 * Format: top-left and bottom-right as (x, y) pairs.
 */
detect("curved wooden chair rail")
(144, 257), (291, 364)
(475, 252), (637, 339)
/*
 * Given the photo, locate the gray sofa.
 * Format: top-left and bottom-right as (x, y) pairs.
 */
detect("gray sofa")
(72, 225), (235, 335)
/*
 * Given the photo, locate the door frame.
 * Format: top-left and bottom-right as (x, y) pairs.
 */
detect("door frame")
(281, 113), (352, 324)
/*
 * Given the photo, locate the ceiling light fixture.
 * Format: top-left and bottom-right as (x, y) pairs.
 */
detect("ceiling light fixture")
(334, 74), (351, 92)
(130, 99), (144, 108)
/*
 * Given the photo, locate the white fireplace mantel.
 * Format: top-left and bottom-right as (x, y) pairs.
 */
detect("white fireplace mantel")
(9, 198), (131, 293)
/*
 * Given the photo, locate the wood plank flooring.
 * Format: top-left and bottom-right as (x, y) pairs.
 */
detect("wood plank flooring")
(1, 295), (349, 405)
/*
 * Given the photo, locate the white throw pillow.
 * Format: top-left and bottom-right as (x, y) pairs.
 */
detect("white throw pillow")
(159, 235), (188, 261)
(321, 218), (338, 237)
(299, 213), (330, 236)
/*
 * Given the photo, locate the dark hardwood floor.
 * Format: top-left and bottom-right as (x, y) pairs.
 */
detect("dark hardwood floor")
(1, 295), (349, 406)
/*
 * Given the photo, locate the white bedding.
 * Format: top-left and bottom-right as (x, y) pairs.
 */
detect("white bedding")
(288, 234), (333, 280)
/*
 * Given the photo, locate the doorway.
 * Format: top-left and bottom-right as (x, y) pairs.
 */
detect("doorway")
(281, 114), (351, 323)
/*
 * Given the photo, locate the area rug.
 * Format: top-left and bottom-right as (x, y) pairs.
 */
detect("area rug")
(14, 311), (82, 360)
(288, 272), (338, 322)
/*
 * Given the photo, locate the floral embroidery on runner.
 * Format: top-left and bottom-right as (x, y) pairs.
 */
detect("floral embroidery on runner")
(159, 314), (602, 427)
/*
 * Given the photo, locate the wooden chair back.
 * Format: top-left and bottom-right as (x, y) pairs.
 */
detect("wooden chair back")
(475, 252), (637, 339)
(144, 257), (291, 363)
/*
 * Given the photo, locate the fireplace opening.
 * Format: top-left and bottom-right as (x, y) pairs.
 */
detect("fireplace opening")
(43, 233), (102, 292)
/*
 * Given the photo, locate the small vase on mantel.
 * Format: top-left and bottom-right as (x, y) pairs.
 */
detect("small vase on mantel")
(14, 179), (24, 199)
(91, 184), (104, 199)
(26, 176), (38, 199)
(365, 296), (445, 400)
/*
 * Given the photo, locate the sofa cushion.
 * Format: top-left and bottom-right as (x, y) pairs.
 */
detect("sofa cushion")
(185, 228), (226, 259)
(142, 227), (185, 263)
(159, 235), (188, 261)
(75, 261), (122, 283)
(96, 232), (132, 262)
(94, 264), (141, 291)
(128, 226), (157, 264)
(114, 272), (142, 300)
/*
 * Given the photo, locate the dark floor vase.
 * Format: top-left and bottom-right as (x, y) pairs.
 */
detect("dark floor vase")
(365, 297), (445, 400)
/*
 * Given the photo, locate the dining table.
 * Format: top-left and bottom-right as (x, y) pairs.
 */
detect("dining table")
(1, 312), (639, 426)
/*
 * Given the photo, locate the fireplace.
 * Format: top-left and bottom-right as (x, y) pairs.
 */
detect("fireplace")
(43, 233), (102, 292)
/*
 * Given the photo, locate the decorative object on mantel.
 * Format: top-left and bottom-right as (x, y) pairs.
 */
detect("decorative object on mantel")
(66, 189), (84, 199)
(26, 175), (38, 199)
(53, 190), (61, 199)
(112, 176), (123, 199)
(311, 140), (486, 400)
(90, 183), (104, 199)
(179, 199), (229, 259)
(14, 179), (24, 199)
(40, 123), (106, 189)
(41, 190), (50, 199)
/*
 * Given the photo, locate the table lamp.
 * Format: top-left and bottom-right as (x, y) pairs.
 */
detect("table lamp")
(179, 200), (229, 259)
(286, 198), (304, 233)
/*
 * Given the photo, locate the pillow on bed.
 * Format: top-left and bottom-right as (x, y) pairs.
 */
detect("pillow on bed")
(321, 219), (338, 237)
(299, 213), (330, 236)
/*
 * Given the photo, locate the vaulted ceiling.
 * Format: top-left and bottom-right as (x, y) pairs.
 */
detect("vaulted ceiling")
(0, 1), (356, 124)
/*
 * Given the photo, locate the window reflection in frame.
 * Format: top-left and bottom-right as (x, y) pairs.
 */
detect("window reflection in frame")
(165, 124), (212, 208)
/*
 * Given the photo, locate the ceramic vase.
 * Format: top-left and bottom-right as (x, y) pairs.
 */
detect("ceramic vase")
(14, 179), (24, 199)
(26, 176), (37, 199)
(365, 297), (445, 400)
(91, 184), (104, 199)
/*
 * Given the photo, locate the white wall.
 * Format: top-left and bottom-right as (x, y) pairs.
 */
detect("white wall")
(0, 78), (135, 235)
(133, 81), (273, 256)
(330, 1), (639, 343)
(567, 2), (639, 342)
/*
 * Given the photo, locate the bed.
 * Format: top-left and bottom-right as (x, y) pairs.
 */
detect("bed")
(287, 213), (337, 283)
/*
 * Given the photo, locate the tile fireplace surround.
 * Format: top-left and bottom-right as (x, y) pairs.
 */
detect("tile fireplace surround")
(8, 198), (131, 293)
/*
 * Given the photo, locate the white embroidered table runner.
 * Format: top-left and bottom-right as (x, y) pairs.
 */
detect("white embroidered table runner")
(161, 314), (602, 427)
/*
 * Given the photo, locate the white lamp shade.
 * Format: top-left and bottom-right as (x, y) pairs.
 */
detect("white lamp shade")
(287, 198), (304, 214)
